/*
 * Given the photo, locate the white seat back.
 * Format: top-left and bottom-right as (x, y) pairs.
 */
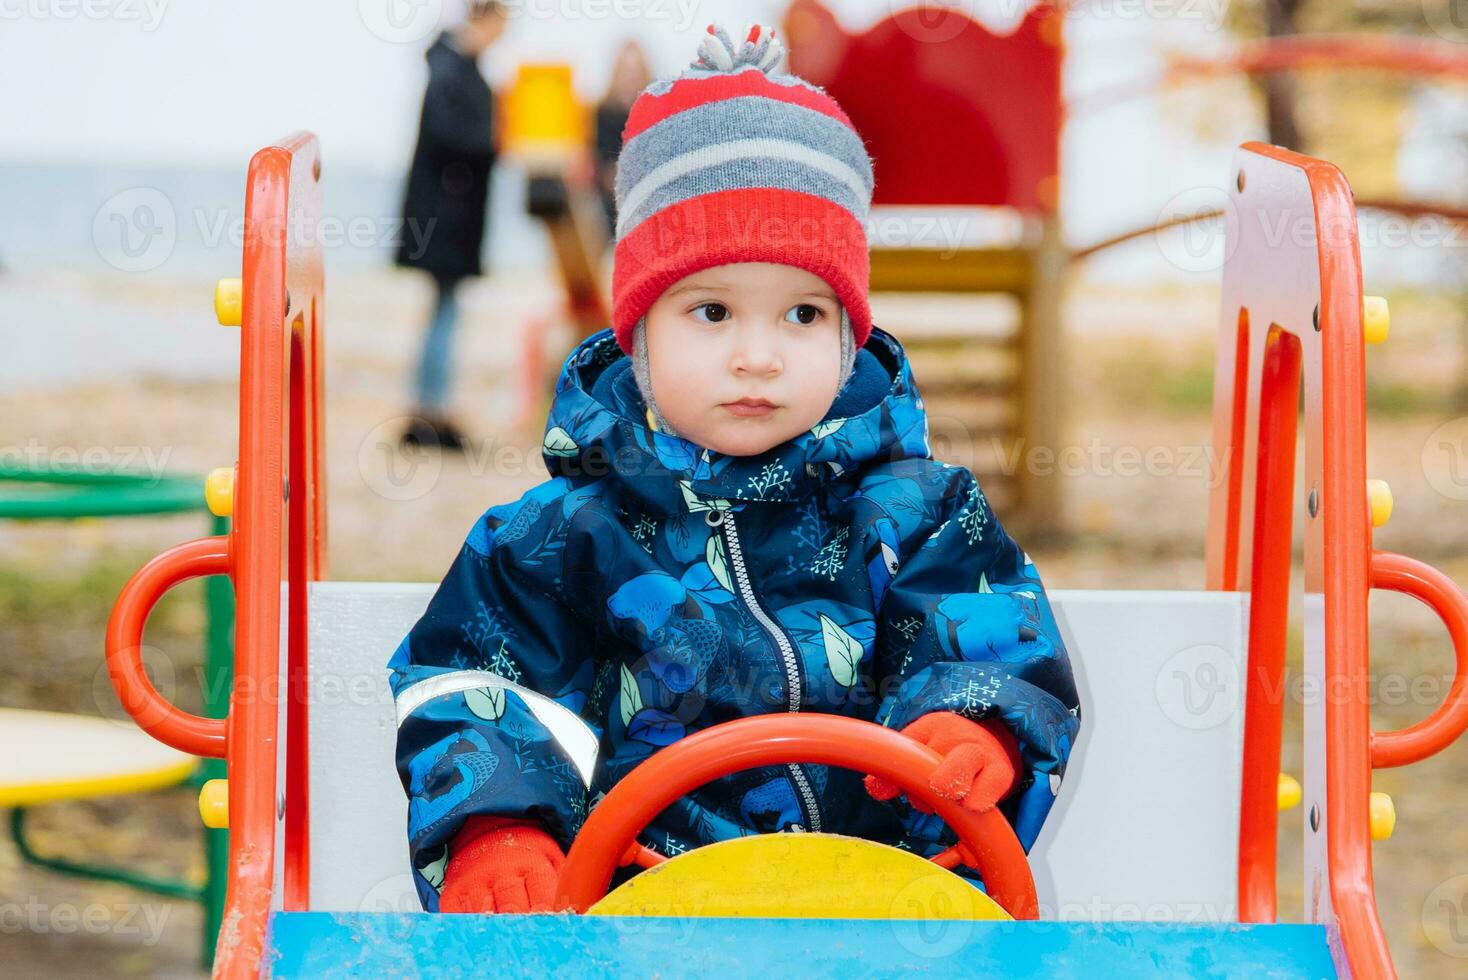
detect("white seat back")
(1031, 590), (1246, 921)
(303, 583), (1248, 921)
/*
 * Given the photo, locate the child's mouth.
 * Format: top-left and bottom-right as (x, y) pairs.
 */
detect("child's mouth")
(722, 398), (778, 418)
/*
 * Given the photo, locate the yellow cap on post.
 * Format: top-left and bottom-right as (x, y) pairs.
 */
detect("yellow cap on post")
(1369, 792), (1395, 841)
(1367, 479), (1393, 528)
(1277, 773), (1302, 811)
(1363, 295), (1389, 345)
(205, 466), (235, 518)
(215, 278), (242, 327)
(199, 779), (229, 829)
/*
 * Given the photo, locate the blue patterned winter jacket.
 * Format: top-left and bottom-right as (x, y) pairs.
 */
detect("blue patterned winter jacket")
(389, 326), (1081, 909)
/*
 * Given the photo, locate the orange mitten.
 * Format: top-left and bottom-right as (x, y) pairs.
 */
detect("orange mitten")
(437, 816), (566, 913)
(864, 712), (1021, 814)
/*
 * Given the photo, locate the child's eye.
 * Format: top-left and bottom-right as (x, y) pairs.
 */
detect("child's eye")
(692, 303), (730, 324)
(784, 304), (823, 326)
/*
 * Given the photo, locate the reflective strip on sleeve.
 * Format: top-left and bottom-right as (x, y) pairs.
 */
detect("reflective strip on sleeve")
(394, 670), (599, 787)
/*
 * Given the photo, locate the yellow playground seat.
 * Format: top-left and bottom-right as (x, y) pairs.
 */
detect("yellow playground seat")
(0, 465), (233, 967)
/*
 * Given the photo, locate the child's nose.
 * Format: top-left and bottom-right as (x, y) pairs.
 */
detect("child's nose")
(730, 325), (783, 377)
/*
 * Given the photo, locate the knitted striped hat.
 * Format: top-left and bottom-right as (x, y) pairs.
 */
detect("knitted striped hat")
(610, 23), (875, 354)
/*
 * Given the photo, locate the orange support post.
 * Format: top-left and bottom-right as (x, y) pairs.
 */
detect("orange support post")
(105, 132), (327, 978)
(1212, 313), (1301, 925)
(1207, 142), (1468, 978)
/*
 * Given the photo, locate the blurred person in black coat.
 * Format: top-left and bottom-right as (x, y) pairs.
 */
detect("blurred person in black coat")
(396, 1), (508, 450)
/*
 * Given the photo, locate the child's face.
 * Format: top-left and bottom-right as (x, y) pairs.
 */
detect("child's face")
(643, 262), (844, 456)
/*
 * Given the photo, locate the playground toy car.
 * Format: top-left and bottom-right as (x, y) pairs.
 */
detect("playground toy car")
(100, 127), (1468, 978)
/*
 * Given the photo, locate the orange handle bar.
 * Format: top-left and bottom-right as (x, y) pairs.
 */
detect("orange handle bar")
(1370, 550), (1468, 769)
(556, 714), (1037, 918)
(105, 535), (232, 758)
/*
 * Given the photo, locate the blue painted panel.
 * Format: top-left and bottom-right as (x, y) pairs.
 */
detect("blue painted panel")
(266, 913), (1337, 978)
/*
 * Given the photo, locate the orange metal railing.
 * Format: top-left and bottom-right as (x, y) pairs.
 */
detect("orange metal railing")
(1207, 142), (1468, 979)
(105, 133), (326, 978)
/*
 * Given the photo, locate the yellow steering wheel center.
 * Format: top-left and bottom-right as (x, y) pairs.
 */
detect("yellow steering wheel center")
(588, 833), (1012, 921)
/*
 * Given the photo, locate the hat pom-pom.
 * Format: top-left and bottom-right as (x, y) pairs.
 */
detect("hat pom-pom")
(693, 23), (786, 75)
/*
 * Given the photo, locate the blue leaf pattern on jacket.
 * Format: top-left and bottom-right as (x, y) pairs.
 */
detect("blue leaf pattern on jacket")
(389, 326), (1081, 909)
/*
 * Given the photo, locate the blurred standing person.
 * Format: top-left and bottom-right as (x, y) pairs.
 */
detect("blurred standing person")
(591, 40), (652, 237)
(396, 1), (509, 450)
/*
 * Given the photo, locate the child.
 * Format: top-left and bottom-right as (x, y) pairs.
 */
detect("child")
(389, 23), (1081, 914)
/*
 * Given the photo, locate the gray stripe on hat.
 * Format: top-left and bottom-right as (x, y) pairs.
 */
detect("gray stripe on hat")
(616, 156), (871, 242)
(617, 95), (872, 205)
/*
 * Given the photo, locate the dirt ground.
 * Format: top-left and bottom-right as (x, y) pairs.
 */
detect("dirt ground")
(2, 266), (1466, 977)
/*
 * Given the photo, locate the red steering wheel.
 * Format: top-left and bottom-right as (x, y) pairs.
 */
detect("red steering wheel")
(555, 714), (1039, 918)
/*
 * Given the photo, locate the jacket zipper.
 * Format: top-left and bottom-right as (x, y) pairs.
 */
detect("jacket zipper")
(707, 506), (822, 833)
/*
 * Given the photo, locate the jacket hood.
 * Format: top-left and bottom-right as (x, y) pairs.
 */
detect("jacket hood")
(539, 326), (932, 515)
